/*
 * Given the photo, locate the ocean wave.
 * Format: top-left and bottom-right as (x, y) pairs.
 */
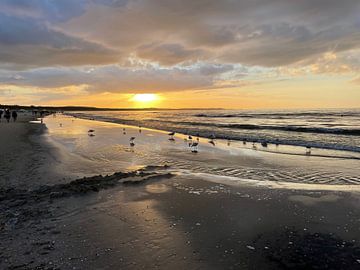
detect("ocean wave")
(175, 121), (360, 136)
(194, 111), (360, 119)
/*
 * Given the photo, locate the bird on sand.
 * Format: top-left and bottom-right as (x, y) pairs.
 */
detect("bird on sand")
(130, 137), (135, 147)
(88, 129), (95, 136)
(209, 140), (215, 146)
(190, 142), (199, 153)
(209, 134), (216, 146)
(168, 132), (175, 141)
(261, 141), (268, 147)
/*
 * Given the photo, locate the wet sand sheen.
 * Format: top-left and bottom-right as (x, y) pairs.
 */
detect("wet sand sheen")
(44, 114), (360, 188)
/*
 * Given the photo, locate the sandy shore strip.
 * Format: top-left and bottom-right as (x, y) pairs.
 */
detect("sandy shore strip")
(1, 113), (360, 269)
(0, 113), (63, 189)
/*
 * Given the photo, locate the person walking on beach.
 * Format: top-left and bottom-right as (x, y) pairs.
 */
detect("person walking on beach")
(0, 109), (3, 121)
(12, 111), (18, 122)
(4, 109), (11, 123)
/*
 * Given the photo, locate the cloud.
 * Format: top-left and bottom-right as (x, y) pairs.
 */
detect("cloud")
(0, 0), (87, 22)
(0, 13), (119, 68)
(1, 0), (360, 69)
(136, 43), (205, 65)
(351, 77), (360, 85)
(0, 63), (236, 93)
(58, 0), (360, 67)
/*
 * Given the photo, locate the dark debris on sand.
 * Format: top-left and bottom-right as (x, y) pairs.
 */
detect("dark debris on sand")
(0, 166), (174, 231)
(0, 166), (174, 270)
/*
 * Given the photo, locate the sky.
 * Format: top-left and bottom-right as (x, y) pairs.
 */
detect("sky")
(0, 0), (359, 109)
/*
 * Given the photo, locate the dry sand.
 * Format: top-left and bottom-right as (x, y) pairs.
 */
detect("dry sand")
(1, 113), (360, 270)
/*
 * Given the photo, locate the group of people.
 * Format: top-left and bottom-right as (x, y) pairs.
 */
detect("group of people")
(0, 109), (18, 123)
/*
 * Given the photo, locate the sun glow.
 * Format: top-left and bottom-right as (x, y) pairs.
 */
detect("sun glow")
(130, 93), (160, 107)
(132, 93), (157, 102)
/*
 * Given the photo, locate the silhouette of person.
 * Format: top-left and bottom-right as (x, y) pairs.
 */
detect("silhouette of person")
(0, 109), (3, 121)
(12, 111), (18, 122)
(4, 109), (11, 123)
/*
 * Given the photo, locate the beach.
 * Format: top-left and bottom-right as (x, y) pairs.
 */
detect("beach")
(1, 113), (360, 269)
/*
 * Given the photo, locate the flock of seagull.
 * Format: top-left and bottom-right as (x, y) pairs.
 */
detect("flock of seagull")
(84, 126), (312, 155)
(58, 120), (312, 156)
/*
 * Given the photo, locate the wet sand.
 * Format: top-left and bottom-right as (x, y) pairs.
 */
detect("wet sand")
(1, 114), (360, 269)
(0, 113), (61, 189)
(1, 173), (359, 269)
(44, 114), (360, 187)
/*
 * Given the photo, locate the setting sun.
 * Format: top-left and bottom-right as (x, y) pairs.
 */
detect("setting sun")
(130, 94), (159, 107)
(132, 94), (157, 102)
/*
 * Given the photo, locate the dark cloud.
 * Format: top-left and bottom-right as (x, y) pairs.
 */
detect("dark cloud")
(0, 13), (119, 67)
(0, 0), (86, 22)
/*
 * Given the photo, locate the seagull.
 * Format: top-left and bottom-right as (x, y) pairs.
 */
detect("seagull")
(209, 140), (215, 146)
(88, 129), (95, 133)
(187, 135), (193, 146)
(168, 132), (175, 141)
(209, 133), (216, 146)
(190, 142), (199, 153)
(130, 137), (135, 147)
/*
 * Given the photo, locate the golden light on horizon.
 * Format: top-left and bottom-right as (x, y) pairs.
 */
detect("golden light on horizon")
(130, 93), (160, 107)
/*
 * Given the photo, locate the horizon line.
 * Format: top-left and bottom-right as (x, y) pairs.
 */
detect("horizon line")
(1, 104), (360, 111)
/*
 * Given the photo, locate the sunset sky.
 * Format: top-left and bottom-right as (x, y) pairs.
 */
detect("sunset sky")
(0, 0), (359, 109)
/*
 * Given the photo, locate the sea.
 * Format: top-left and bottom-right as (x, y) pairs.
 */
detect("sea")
(68, 108), (360, 154)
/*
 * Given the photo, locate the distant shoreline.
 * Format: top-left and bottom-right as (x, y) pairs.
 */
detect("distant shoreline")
(1, 104), (360, 112)
(0, 105), (224, 111)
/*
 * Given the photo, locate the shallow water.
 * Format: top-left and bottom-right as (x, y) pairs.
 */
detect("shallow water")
(43, 114), (360, 189)
(68, 108), (360, 153)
